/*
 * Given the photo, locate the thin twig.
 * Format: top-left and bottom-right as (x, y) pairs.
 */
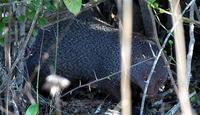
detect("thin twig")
(5, 1), (13, 114)
(0, 106), (14, 115)
(194, 4), (200, 21)
(165, 91), (196, 115)
(10, 0), (43, 72)
(61, 57), (154, 97)
(0, 1), (25, 7)
(182, 17), (200, 27)
(11, 91), (19, 115)
(186, 0), (195, 89)
(36, 25), (45, 104)
(170, 0), (193, 114)
(140, 0), (196, 114)
(145, 0), (179, 96)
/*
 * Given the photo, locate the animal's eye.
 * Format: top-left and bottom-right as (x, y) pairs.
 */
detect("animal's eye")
(143, 76), (147, 81)
(159, 78), (163, 82)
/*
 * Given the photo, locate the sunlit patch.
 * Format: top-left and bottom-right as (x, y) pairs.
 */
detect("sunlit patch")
(42, 52), (49, 61)
(43, 74), (71, 97)
(89, 18), (118, 32)
(142, 54), (146, 59)
(159, 85), (165, 92)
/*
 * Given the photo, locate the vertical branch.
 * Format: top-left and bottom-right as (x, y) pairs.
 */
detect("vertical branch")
(186, 1), (195, 89)
(10, 0), (43, 72)
(120, 0), (132, 115)
(140, 0), (179, 94)
(140, 0), (195, 114)
(55, 2), (60, 73)
(15, 0), (26, 90)
(170, 1), (193, 114)
(4, 1), (12, 71)
(5, 1), (13, 114)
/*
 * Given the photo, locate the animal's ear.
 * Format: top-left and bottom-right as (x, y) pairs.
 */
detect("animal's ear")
(138, 0), (158, 41)
(138, 0), (169, 78)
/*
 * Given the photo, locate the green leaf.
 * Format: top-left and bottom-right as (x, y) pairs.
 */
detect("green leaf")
(153, 3), (159, 8)
(0, 37), (4, 46)
(2, 17), (9, 24)
(148, 0), (156, 4)
(168, 40), (173, 46)
(25, 104), (39, 115)
(32, 28), (38, 37)
(38, 17), (47, 27)
(27, 10), (36, 20)
(0, 22), (5, 33)
(0, 0), (8, 3)
(44, 0), (56, 11)
(26, 0), (32, 4)
(17, 15), (26, 23)
(63, 0), (82, 15)
(191, 95), (200, 105)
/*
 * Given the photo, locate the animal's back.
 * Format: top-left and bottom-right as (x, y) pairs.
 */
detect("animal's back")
(27, 12), (168, 100)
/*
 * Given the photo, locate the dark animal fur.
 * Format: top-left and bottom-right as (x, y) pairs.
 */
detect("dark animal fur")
(27, 11), (168, 100)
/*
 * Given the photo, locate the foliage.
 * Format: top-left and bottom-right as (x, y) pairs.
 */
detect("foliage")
(0, 0), (83, 46)
(147, 0), (169, 14)
(63, 0), (82, 15)
(25, 104), (39, 115)
(0, 0), (57, 46)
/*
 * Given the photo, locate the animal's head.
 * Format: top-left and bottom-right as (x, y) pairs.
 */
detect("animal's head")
(131, 56), (168, 97)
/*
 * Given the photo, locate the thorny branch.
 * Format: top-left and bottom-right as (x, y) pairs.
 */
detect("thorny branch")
(61, 57), (154, 97)
(140, 0), (196, 115)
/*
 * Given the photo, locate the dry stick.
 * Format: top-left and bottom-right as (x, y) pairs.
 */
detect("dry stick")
(55, 95), (61, 115)
(120, 0), (132, 115)
(54, 9), (62, 115)
(183, 17), (200, 27)
(11, 89), (20, 115)
(5, 1), (13, 114)
(187, 1), (195, 90)
(54, 6), (59, 73)
(13, 2), (26, 114)
(36, 30), (45, 104)
(4, 2), (12, 71)
(0, 0), (43, 110)
(15, 0), (26, 91)
(0, 0), (43, 92)
(0, 106), (14, 115)
(0, 64), (7, 91)
(170, 0), (193, 115)
(142, 0), (179, 95)
(10, 0), (43, 73)
(140, 0), (195, 115)
(194, 4), (200, 21)
(165, 91), (196, 115)
(139, 0), (177, 114)
(0, 1), (24, 7)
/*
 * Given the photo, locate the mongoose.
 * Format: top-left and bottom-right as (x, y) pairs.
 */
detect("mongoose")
(27, 11), (168, 100)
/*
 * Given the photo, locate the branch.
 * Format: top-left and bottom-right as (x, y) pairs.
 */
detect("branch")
(186, 0), (195, 90)
(170, 0), (193, 114)
(140, 0), (196, 114)
(120, 0), (133, 115)
(61, 57), (154, 97)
